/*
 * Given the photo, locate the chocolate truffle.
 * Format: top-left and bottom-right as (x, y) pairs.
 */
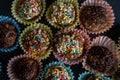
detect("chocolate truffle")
(86, 46), (116, 75)
(80, 6), (107, 32)
(12, 57), (40, 80)
(53, 28), (90, 65)
(22, 28), (50, 56)
(11, 0), (46, 24)
(19, 23), (52, 59)
(18, 0), (42, 20)
(51, 2), (75, 26)
(46, 0), (79, 29)
(79, 0), (115, 34)
(45, 66), (70, 80)
(55, 30), (85, 59)
(0, 23), (17, 48)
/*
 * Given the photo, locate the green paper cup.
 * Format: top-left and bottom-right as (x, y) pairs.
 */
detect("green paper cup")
(11, 0), (46, 25)
(19, 23), (53, 60)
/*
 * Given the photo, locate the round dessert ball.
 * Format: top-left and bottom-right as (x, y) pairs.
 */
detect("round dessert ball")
(19, 23), (52, 60)
(7, 55), (42, 80)
(86, 46), (116, 75)
(51, 2), (75, 26)
(79, 0), (115, 34)
(0, 23), (17, 48)
(80, 6), (107, 32)
(11, 0), (46, 24)
(53, 28), (91, 65)
(18, 0), (42, 20)
(46, 0), (79, 28)
(41, 62), (74, 80)
(45, 66), (70, 80)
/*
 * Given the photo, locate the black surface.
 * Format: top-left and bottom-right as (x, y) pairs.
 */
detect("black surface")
(0, 0), (120, 80)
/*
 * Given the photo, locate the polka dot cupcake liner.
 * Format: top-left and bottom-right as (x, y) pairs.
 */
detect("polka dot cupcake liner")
(0, 16), (20, 53)
(19, 23), (53, 60)
(40, 61), (74, 80)
(11, 0), (46, 25)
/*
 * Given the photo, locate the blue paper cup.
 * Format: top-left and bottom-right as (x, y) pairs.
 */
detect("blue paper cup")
(0, 16), (20, 53)
(40, 61), (74, 80)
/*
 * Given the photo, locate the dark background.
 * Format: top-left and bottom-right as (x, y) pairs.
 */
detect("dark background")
(0, 0), (120, 80)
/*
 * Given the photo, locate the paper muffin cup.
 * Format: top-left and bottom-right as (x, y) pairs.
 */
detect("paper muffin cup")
(53, 28), (91, 65)
(40, 61), (74, 80)
(0, 16), (20, 53)
(19, 23), (53, 60)
(7, 54), (42, 80)
(79, 0), (115, 34)
(0, 62), (1, 74)
(11, 0), (46, 25)
(82, 36), (119, 76)
(46, 0), (79, 29)
(78, 71), (111, 80)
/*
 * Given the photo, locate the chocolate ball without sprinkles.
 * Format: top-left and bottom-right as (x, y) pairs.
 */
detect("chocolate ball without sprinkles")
(79, 0), (115, 34)
(0, 23), (17, 48)
(12, 57), (40, 80)
(80, 6), (107, 32)
(86, 46), (116, 75)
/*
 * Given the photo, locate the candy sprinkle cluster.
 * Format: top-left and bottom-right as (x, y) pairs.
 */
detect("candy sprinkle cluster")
(51, 2), (75, 26)
(55, 31), (85, 59)
(22, 26), (50, 56)
(19, 0), (42, 20)
(45, 66), (70, 80)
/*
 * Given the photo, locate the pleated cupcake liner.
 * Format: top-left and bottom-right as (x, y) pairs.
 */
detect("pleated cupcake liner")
(82, 36), (119, 76)
(46, 0), (79, 29)
(19, 23), (53, 60)
(79, 0), (115, 34)
(0, 16), (20, 53)
(78, 71), (111, 80)
(11, 0), (46, 25)
(7, 54), (43, 80)
(53, 28), (91, 65)
(40, 61), (74, 80)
